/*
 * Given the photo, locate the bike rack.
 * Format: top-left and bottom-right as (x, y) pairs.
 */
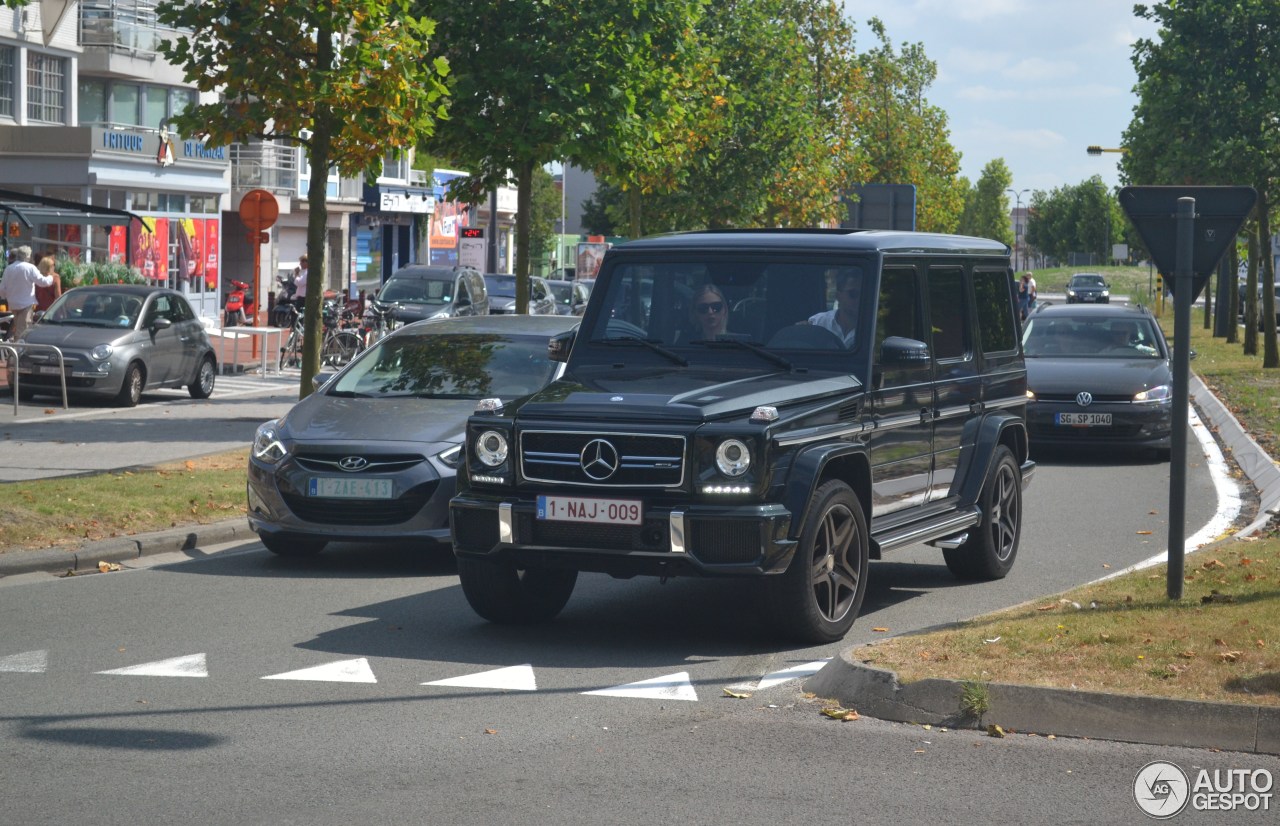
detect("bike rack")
(0, 342), (68, 415)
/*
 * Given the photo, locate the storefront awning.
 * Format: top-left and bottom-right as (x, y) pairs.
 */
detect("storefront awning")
(0, 186), (152, 233)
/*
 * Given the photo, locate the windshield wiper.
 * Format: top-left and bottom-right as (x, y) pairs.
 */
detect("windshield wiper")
(596, 335), (688, 366)
(691, 338), (794, 371)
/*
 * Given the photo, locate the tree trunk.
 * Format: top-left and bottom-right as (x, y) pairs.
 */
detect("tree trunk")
(1260, 188), (1278, 369)
(1226, 244), (1239, 345)
(628, 187), (642, 239)
(299, 24), (335, 399)
(514, 158), (533, 314)
(1245, 227), (1259, 356)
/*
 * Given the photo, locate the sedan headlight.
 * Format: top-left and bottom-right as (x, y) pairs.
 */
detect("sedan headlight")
(1133, 384), (1172, 403)
(1101, 289), (1111, 297)
(475, 430), (509, 467)
(90, 344), (113, 361)
(252, 420), (287, 464)
(715, 439), (751, 477)
(1065, 289), (1076, 297)
(437, 443), (463, 469)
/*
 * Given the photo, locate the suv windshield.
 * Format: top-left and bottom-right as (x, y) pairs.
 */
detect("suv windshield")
(1022, 316), (1163, 359)
(585, 258), (870, 358)
(378, 277), (452, 305)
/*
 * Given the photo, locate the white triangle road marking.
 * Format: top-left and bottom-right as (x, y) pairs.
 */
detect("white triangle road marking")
(97, 653), (208, 678)
(423, 664), (537, 691)
(728, 659), (830, 692)
(583, 671), (698, 702)
(0, 650), (48, 673)
(261, 657), (377, 683)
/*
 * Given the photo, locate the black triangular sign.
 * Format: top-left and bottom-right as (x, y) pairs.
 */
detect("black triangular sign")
(1119, 186), (1256, 299)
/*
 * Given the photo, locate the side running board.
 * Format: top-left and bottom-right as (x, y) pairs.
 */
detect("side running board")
(873, 507), (982, 555)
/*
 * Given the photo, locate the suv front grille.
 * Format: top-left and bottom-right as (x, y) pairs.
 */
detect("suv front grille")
(520, 431), (685, 487)
(516, 512), (671, 551)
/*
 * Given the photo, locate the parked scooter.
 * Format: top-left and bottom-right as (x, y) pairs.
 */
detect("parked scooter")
(223, 280), (256, 327)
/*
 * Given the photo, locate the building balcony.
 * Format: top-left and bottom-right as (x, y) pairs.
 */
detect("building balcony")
(230, 141), (298, 196)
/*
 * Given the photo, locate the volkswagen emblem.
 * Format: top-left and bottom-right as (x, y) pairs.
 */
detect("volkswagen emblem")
(580, 439), (620, 480)
(611, 396), (624, 402)
(1075, 391), (1093, 407)
(338, 456), (369, 472)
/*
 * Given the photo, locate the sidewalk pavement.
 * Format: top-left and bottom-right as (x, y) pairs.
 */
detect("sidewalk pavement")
(2, 372), (1277, 754)
(807, 372), (1280, 755)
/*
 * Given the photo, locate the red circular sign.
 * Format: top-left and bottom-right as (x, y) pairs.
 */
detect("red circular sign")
(238, 189), (279, 232)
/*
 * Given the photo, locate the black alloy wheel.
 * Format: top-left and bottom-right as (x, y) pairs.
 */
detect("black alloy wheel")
(944, 445), (1021, 580)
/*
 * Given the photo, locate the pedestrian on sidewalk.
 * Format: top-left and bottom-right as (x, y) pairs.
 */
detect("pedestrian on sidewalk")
(0, 245), (54, 341)
(34, 255), (63, 312)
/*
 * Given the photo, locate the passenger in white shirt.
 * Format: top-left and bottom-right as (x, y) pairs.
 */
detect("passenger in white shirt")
(806, 271), (861, 346)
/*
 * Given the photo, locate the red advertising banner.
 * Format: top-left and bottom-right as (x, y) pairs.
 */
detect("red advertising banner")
(178, 218), (203, 284)
(203, 219), (220, 289)
(135, 217), (168, 281)
(108, 225), (127, 263)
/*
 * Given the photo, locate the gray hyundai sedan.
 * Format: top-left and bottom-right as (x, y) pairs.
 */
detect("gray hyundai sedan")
(247, 314), (578, 557)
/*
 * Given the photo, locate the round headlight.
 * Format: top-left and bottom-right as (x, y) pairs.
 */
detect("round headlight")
(475, 430), (509, 467)
(90, 344), (114, 361)
(715, 439), (751, 477)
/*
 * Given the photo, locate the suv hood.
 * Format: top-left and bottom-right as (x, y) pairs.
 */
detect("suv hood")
(1027, 357), (1170, 394)
(516, 370), (861, 423)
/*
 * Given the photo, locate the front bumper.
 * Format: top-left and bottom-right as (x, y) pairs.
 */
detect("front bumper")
(247, 457), (454, 546)
(1026, 402), (1172, 449)
(450, 492), (797, 578)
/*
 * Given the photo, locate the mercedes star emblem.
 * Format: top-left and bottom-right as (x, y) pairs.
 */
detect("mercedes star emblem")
(580, 439), (620, 480)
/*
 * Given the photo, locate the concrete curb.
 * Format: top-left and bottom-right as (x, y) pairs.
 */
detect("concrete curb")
(805, 373), (1280, 754)
(0, 519), (251, 577)
(806, 647), (1280, 755)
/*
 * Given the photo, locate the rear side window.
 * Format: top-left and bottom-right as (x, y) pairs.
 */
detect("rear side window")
(927, 267), (968, 360)
(972, 269), (1018, 354)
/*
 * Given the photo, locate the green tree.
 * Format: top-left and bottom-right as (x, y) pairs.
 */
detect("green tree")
(157, 0), (449, 396)
(956, 159), (1014, 245)
(527, 166), (560, 275)
(1123, 0), (1280, 366)
(852, 19), (965, 233)
(420, 0), (705, 311)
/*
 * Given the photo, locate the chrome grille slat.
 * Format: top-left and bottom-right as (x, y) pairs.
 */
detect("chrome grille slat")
(520, 430), (685, 487)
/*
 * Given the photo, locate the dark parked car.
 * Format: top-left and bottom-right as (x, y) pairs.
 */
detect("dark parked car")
(369, 265), (488, 324)
(450, 229), (1034, 643)
(546, 278), (590, 316)
(247, 314), (578, 557)
(14, 284), (217, 407)
(1237, 280), (1280, 329)
(1022, 303), (1176, 459)
(484, 274), (557, 315)
(1064, 272), (1110, 304)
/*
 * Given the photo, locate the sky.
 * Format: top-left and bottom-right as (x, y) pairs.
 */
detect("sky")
(843, 0), (1160, 199)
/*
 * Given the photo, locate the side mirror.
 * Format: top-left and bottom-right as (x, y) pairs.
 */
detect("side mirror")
(880, 335), (930, 366)
(548, 328), (576, 363)
(151, 317), (173, 331)
(311, 371), (336, 391)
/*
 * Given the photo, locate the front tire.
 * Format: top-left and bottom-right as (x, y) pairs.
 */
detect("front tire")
(944, 445), (1021, 580)
(116, 363), (144, 407)
(456, 557), (577, 624)
(767, 480), (868, 644)
(188, 356), (216, 399)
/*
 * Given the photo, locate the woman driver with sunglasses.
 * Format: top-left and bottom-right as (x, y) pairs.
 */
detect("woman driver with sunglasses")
(688, 283), (730, 340)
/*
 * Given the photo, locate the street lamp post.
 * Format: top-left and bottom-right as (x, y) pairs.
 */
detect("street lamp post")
(1006, 188), (1029, 271)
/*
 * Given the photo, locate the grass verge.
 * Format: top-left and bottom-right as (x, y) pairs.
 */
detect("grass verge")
(855, 306), (1280, 707)
(0, 448), (248, 555)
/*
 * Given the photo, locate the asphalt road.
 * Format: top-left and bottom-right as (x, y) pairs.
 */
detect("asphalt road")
(4, 387), (1265, 824)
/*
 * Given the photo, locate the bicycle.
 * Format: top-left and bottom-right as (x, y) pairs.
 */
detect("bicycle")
(277, 301), (363, 370)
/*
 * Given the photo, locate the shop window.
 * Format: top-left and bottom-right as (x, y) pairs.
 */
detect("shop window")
(27, 53), (66, 124)
(145, 87), (167, 130)
(0, 46), (14, 118)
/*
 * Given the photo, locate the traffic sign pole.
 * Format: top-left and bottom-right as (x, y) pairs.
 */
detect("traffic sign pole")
(1167, 198), (1195, 600)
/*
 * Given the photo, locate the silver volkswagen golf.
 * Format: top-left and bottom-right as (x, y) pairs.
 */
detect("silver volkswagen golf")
(247, 314), (578, 557)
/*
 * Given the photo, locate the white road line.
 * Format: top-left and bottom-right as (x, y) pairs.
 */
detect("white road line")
(96, 652), (208, 678)
(423, 664), (537, 691)
(261, 657), (377, 683)
(582, 671), (698, 701)
(0, 649), (48, 673)
(727, 659), (830, 692)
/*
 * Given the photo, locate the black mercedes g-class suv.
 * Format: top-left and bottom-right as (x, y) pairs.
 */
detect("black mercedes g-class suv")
(449, 229), (1034, 642)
